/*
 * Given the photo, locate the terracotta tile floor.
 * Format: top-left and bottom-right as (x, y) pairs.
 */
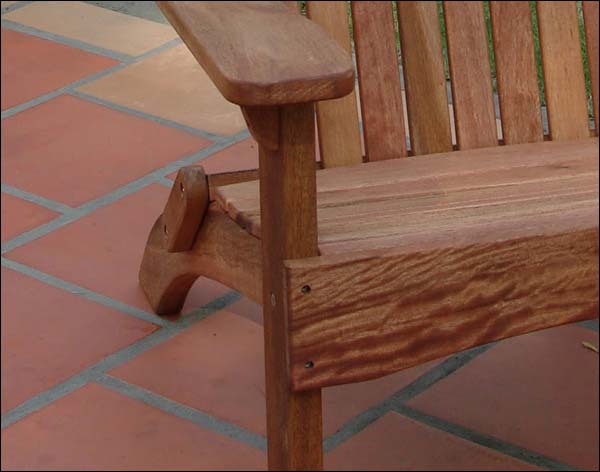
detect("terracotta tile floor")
(1, 2), (598, 471)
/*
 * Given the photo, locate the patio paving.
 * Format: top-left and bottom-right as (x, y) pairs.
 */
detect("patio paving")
(1, 1), (598, 470)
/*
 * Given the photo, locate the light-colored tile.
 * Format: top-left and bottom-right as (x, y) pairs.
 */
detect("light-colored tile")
(79, 45), (247, 136)
(3, 1), (177, 56)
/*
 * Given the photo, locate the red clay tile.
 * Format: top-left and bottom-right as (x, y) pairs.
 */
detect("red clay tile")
(325, 412), (539, 470)
(167, 135), (321, 181)
(6, 184), (228, 314)
(1, 29), (117, 111)
(110, 309), (442, 437)
(407, 325), (599, 470)
(1, 95), (211, 207)
(0, 267), (156, 415)
(228, 296), (263, 325)
(0, 383), (266, 470)
(1, 193), (58, 242)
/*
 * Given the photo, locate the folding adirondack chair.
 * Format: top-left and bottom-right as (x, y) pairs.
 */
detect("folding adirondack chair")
(139, 1), (599, 469)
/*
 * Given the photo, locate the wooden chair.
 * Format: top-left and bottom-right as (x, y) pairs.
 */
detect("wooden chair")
(140, 1), (599, 469)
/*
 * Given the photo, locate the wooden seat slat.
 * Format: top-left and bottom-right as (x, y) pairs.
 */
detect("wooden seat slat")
(352, 1), (407, 161)
(537, 1), (590, 141)
(490, 1), (544, 145)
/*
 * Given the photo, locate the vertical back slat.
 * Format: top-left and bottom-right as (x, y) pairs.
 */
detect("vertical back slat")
(307, 1), (363, 167)
(352, 1), (407, 161)
(583, 0), (599, 134)
(537, 1), (589, 141)
(397, 1), (453, 155)
(444, 1), (497, 150)
(490, 1), (544, 145)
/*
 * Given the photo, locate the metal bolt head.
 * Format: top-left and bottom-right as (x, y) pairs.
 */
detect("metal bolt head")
(301, 285), (311, 294)
(304, 361), (314, 369)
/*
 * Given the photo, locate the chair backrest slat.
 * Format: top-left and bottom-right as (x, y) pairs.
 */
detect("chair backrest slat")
(352, 1), (407, 161)
(583, 0), (599, 135)
(490, 1), (544, 145)
(307, 1), (363, 168)
(444, 1), (498, 150)
(397, 1), (453, 155)
(537, 1), (589, 141)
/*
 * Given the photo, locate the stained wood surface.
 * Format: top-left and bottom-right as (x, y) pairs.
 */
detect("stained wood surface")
(162, 166), (208, 252)
(444, 1), (498, 150)
(537, 1), (590, 141)
(490, 1), (544, 145)
(139, 203), (261, 314)
(284, 227), (598, 391)
(157, 1), (354, 106)
(397, 1), (453, 155)
(352, 1), (407, 161)
(216, 138), (599, 254)
(250, 104), (323, 470)
(584, 0), (599, 134)
(307, 1), (363, 168)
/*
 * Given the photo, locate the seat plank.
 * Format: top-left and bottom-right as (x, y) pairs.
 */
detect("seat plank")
(584, 0), (599, 135)
(490, 1), (544, 145)
(216, 138), (599, 253)
(352, 1), (407, 161)
(307, 1), (363, 168)
(444, 1), (498, 150)
(537, 1), (590, 141)
(397, 1), (453, 155)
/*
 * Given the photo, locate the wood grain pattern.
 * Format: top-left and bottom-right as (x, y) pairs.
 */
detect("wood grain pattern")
(307, 1), (363, 168)
(490, 1), (544, 145)
(584, 0), (599, 135)
(216, 138), (599, 253)
(139, 203), (261, 314)
(162, 166), (208, 252)
(397, 1), (453, 155)
(284, 227), (599, 391)
(444, 1), (498, 149)
(537, 1), (590, 141)
(352, 1), (407, 161)
(248, 104), (323, 470)
(157, 1), (355, 106)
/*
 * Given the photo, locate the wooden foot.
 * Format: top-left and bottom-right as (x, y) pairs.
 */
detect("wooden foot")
(138, 168), (262, 315)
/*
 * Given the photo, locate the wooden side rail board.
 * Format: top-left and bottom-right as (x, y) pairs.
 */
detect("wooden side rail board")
(284, 226), (599, 391)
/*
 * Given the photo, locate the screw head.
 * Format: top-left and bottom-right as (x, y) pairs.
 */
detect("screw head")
(304, 361), (314, 369)
(301, 285), (311, 294)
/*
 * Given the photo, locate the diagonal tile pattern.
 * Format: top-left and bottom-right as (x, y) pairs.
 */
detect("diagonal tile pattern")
(3, 1), (178, 56)
(1, 2), (598, 471)
(1, 28), (118, 110)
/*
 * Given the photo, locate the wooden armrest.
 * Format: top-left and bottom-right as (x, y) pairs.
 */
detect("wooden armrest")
(157, 1), (356, 106)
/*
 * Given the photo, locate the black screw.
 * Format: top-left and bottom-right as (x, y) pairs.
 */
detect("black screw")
(304, 361), (314, 369)
(301, 285), (311, 294)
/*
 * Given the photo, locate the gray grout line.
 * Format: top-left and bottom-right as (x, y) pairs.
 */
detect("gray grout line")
(1, 19), (134, 63)
(578, 319), (599, 332)
(69, 89), (227, 143)
(96, 375), (267, 451)
(130, 36), (182, 62)
(0, 0), (34, 15)
(0, 290), (241, 430)
(1, 213), (84, 254)
(1, 257), (171, 327)
(158, 176), (175, 187)
(0, 134), (247, 255)
(323, 344), (494, 453)
(1, 183), (76, 215)
(394, 405), (580, 471)
(1, 62), (128, 120)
